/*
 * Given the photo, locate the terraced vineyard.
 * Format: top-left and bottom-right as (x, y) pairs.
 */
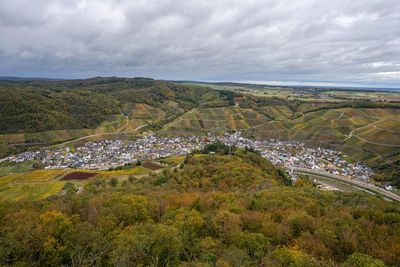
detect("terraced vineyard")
(162, 106), (400, 174)
(161, 106), (270, 135)
(122, 103), (166, 121)
(0, 106), (154, 146)
(249, 108), (400, 170)
(261, 105), (293, 120)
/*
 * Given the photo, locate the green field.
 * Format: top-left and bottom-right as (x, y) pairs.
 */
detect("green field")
(0, 161), (34, 177)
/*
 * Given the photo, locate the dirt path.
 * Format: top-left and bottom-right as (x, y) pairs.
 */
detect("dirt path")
(343, 116), (393, 142)
(351, 134), (400, 147)
(50, 124), (148, 147)
(161, 109), (195, 130)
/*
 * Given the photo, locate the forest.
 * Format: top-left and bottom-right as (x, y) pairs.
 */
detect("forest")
(0, 78), (239, 134)
(0, 149), (398, 266)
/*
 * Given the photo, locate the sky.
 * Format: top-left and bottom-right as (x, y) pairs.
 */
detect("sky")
(0, 0), (399, 88)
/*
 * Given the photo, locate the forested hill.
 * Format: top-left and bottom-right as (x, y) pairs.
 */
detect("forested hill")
(0, 149), (398, 266)
(0, 77), (239, 134)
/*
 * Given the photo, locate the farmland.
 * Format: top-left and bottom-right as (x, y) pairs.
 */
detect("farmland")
(248, 108), (400, 167)
(0, 114), (152, 147)
(186, 81), (400, 102)
(0, 182), (66, 201)
(161, 106), (270, 135)
(0, 164), (152, 200)
(122, 103), (166, 121)
(162, 106), (400, 176)
(0, 169), (65, 185)
(1, 78), (399, 183)
(62, 171), (97, 180)
(0, 161), (33, 177)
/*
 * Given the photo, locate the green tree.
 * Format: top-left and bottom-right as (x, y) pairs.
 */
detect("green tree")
(110, 224), (182, 266)
(345, 252), (386, 267)
(63, 222), (109, 267)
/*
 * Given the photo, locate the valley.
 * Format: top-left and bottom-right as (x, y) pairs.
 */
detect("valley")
(1, 77), (400, 266)
(1, 78), (400, 186)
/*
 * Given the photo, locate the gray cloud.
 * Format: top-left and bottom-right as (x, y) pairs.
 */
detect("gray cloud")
(0, 0), (399, 87)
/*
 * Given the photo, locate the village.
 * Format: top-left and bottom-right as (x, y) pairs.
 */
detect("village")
(8, 131), (374, 184)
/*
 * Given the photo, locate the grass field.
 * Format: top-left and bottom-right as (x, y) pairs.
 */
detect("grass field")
(0, 161), (33, 177)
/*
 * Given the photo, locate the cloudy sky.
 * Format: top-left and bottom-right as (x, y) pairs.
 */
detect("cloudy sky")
(0, 0), (399, 87)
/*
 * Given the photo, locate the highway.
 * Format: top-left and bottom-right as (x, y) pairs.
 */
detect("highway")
(291, 167), (400, 202)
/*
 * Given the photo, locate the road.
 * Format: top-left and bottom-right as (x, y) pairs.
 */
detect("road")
(351, 134), (400, 147)
(50, 124), (149, 147)
(343, 116), (393, 142)
(291, 167), (400, 202)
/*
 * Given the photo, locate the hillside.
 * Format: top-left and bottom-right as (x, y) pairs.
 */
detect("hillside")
(0, 150), (398, 266)
(0, 77), (240, 157)
(162, 106), (400, 183)
(1, 77), (399, 182)
(161, 106), (270, 135)
(0, 77), (241, 134)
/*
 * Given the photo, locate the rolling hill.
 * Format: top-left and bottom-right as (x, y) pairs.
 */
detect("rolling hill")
(0, 150), (399, 266)
(1, 77), (400, 183)
(162, 106), (400, 182)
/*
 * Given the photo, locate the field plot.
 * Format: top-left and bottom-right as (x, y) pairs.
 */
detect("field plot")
(159, 155), (185, 166)
(142, 161), (163, 170)
(15, 169), (65, 182)
(0, 182), (66, 201)
(262, 106), (293, 120)
(0, 129), (96, 145)
(122, 103), (166, 121)
(245, 107), (400, 167)
(354, 127), (400, 145)
(162, 107), (269, 134)
(0, 112), (151, 147)
(62, 171), (97, 180)
(103, 166), (148, 175)
(0, 161), (33, 177)
(0, 169), (65, 186)
(0, 173), (25, 186)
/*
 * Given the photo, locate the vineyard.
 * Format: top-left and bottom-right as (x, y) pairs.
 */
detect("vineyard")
(0, 113), (150, 147)
(62, 171), (97, 180)
(104, 166), (148, 175)
(0, 169), (65, 184)
(161, 107), (269, 135)
(0, 182), (66, 201)
(122, 103), (166, 121)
